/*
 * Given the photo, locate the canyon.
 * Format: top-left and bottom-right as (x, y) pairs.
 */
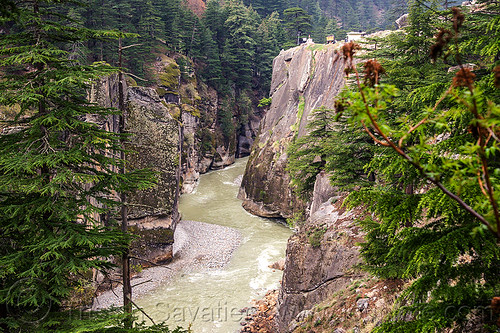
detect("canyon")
(90, 41), (394, 333)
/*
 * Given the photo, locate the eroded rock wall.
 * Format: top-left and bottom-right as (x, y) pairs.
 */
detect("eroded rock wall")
(89, 76), (179, 264)
(237, 42), (373, 332)
(125, 86), (180, 224)
(276, 173), (366, 332)
(151, 54), (262, 194)
(239, 43), (346, 218)
(276, 176), (404, 333)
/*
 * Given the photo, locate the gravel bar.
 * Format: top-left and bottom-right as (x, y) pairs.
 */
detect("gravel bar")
(92, 220), (242, 310)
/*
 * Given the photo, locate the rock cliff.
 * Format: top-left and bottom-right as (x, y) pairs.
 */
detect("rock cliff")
(89, 76), (179, 264)
(275, 175), (408, 333)
(238, 42), (393, 332)
(238, 43), (346, 218)
(152, 54), (262, 194)
(89, 51), (265, 262)
(276, 173), (367, 332)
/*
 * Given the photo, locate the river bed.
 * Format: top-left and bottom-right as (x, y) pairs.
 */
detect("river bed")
(135, 157), (292, 332)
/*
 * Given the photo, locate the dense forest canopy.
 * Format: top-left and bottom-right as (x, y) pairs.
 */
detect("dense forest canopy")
(46, 0), (416, 94)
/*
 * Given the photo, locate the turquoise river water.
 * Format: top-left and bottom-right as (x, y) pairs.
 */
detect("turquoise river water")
(136, 157), (292, 332)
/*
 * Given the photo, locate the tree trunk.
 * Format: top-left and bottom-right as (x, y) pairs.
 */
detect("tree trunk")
(118, 37), (133, 328)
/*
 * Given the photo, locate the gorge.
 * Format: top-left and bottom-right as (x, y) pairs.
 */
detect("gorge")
(2, 1), (498, 331)
(90, 41), (371, 333)
(95, 40), (378, 333)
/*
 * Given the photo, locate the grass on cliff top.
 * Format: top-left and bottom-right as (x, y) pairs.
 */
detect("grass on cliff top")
(307, 44), (327, 52)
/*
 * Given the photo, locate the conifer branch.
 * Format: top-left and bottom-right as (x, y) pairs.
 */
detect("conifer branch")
(398, 87), (452, 148)
(361, 120), (390, 147)
(347, 52), (499, 240)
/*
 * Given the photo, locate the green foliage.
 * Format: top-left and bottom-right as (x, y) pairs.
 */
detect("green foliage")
(0, 0), (155, 327)
(336, 2), (500, 331)
(290, 96), (306, 133)
(344, 84), (500, 331)
(287, 106), (334, 198)
(258, 97), (272, 107)
(159, 63), (181, 91)
(289, 1), (500, 330)
(306, 226), (327, 248)
(287, 104), (373, 199)
(222, 1), (258, 90)
(283, 7), (312, 45)
(7, 308), (190, 332)
(255, 11), (286, 94)
(286, 211), (305, 228)
(218, 105), (235, 140)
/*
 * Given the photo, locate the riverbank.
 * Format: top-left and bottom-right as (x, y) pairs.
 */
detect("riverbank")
(92, 220), (242, 310)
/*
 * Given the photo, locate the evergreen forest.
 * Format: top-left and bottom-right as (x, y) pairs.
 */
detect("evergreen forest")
(1, 0), (499, 332)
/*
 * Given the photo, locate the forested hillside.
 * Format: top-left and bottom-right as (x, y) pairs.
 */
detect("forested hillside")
(245, 0), (407, 33)
(54, 0), (415, 162)
(55, 0), (413, 92)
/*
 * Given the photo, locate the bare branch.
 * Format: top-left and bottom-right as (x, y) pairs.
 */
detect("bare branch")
(132, 279), (153, 288)
(129, 256), (172, 269)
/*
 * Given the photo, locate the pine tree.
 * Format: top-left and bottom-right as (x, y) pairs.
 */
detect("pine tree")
(0, 0), (153, 327)
(323, 17), (340, 40)
(222, 0), (258, 91)
(287, 104), (374, 200)
(198, 28), (224, 89)
(283, 7), (312, 45)
(203, 0), (229, 54)
(336, 2), (500, 330)
(287, 107), (337, 199)
(255, 11), (286, 94)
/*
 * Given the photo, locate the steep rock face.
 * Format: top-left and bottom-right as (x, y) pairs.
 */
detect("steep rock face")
(277, 173), (366, 332)
(152, 54), (260, 194)
(89, 77), (179, 264)
(239, 43), (345, 218)
(125, 86), (180, 224)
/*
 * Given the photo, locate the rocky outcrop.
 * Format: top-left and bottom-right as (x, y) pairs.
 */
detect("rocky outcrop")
(125, 86), (180, 263)
(126, 86), (180, 222)
(239, 43), (346, 218)
(395, 13), (409, 29)
(276, 173), (367, 332)
(152, 54), (261, 194)
(89, 76), (179, 264)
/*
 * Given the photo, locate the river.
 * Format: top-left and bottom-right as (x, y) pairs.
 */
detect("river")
(135, 157), (292, 332)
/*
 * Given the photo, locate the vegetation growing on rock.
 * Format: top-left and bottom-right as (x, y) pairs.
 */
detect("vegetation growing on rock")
(159, 63), (181, 91)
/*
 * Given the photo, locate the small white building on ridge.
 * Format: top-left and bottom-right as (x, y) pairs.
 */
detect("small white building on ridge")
(346, 31), (366, 42)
